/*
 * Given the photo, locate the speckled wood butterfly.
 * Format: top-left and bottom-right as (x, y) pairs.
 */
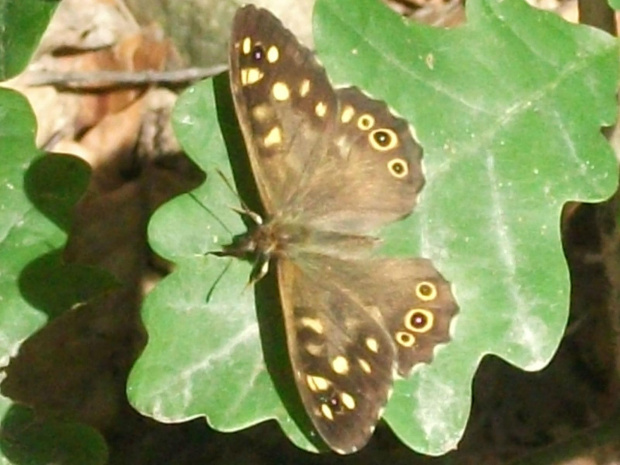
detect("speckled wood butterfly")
(225, 5), (458, 454)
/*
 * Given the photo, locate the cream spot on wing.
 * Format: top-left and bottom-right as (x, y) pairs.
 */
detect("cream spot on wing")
(267, 45), (279, 63)
(305, 342), (323, 356)
(263, 126), (282, 147)
(365, 337), (379, 353)
(299, 79), (310, 97)
(242, 37), (251, 54)
(306, 375), (318, 392)
(331, 356), (349, 374)
(300, 317), (324, 334)
(341, 392), (356, 410)
(358, 358), (372, 373)
(341, 105), (354, 123)
(272, 82), (290, 101)
(241, 67), (264, 86)
(315, 101), (327, 118)
(252, 104), (272, 122)
(306, 375), (329, 392)
(321, 404), (334, 420)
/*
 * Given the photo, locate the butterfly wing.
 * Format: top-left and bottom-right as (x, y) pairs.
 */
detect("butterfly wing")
(278, 253), (458, 453)
(229, 6), (457, 454)
(230, 7), (424, 233)
(288, 87), (426, 234)
(277, 257), (396, 454)
(355, 257), (459, 376)
(229, 6), (338, 214)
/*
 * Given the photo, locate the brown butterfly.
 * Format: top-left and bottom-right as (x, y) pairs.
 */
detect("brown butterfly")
(224, 5), (458, 454)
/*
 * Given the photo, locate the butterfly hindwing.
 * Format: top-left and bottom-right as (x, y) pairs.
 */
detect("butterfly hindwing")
(353, 258), (459, 376)
(299, 87), (425, 233)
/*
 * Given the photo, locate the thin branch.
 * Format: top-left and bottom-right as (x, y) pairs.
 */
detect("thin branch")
(23, 65), (229, 89)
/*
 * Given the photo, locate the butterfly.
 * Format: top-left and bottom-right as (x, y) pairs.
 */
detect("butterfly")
(224, 4), (458, 454)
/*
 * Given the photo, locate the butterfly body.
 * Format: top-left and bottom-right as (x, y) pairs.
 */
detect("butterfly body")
(227, 215), (379, 277)
(226, 5), (458, 454)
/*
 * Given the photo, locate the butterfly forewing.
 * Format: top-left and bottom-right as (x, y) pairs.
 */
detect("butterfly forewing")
(277, 258), (396, 453)
(230, 5), (338, 214)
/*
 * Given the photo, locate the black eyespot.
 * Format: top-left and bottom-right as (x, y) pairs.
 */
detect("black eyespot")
(329, 395), (345, 414)
(387, 158), (409, 178)
(318, 392), (345, 414)
(370, 128), (398, 151)
(404, 308), (434, 333)
(415, 281), (437, 301)
(373, 130), (391, 147)
(396, 331), (416, 347)
(251, 45), (265, 61)
(418, 284), (433, 298)
(357, 114), (375, 130)
(410, 312), (428, 329)
(392, 162), (404, 174)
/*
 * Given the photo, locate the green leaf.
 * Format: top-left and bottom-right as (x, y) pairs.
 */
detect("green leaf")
(316, 0), (618, 453)
(129, 78), (320, 451)
(0, 0), (58, 79)
(609, 0), (620, 10)
(0, 2), (112, 463)
(0, 401), (108, 465)
(129, 0), (619, 456)
(0, 90), (112, 462)
(0, 90), (67, 344)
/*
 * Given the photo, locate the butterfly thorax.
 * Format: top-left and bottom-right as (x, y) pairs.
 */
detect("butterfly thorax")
(223, 216), (378, 281)
(245, 219), (311, 258)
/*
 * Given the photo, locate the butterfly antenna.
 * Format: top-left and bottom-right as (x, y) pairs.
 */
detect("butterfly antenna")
(187, 191), (233, 236)
(216, 169), (263, 225)
(204, 258), (232, 302)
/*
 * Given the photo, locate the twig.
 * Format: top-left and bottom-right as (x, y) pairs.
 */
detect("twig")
(23, 65), (229, 89)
